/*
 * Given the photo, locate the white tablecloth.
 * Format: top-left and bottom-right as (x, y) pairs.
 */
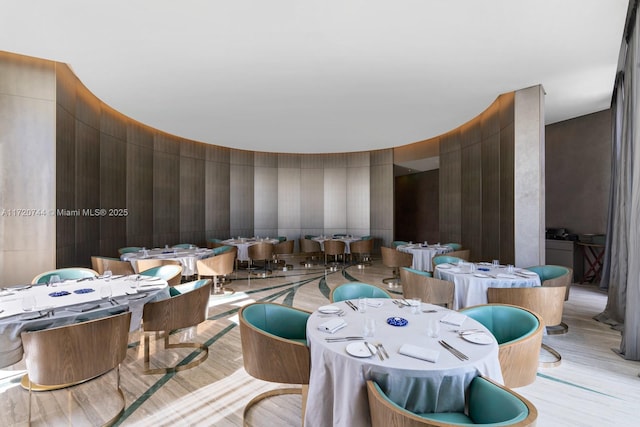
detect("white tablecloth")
(312, 236), (361, 254)
(222, 238), (279, 261)
(304, 299), (503, 427)
(121, 247), (214, 276)
(434, 263), (542, 309)
(0, 276), (169, 368)
(397, 244), (453, 271)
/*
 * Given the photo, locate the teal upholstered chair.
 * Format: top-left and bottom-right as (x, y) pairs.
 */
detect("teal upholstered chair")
(525, 264), (572, 301)
(213, 245), (234, 255)
(172, 243), (195, 249)
(239, 303), (311, 423)
(392, 240), (409, 248)
(330, 282), (392, 303)
(139, 264), (183, 287)
(32, 267), (98, 284)
(360, 235), (373, 240)
(432, 255), (465, 268)
(399, 267), (455, 309)
(169, 278), (211, 297)
(366, 375), (537, 427)
(443, 242), (462, 251)
(118, 246), (141, 255)
(277, 236), (287, 242)
(460, 304), (543, 388)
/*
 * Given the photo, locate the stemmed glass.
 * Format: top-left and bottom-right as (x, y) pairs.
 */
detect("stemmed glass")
(103, 270), (112, 282)
(48, 275), (61, 287)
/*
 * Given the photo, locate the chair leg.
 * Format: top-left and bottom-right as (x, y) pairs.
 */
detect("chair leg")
(243, 387), (303, 427)
(143, 331), (209, 375)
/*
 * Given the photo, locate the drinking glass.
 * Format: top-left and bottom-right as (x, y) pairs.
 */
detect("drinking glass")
(100, 285), (112, 300)
(427, 317), (440, 338)
(48, 275), (61, 287)
(492, 259), (500, 267)
(410, 297), (421, 315)
(362, 316), (376, 337)
(358, 297), (368, 314)
(22, 295), (37, 311)
(103, 270), (112, 282)
(507, 264), (515, 273)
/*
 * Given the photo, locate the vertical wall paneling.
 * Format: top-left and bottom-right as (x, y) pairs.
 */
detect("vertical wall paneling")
(370, 149), (394, 248)
(277, 154), (302, 244)
(205, 144), (231, 239)
(254, 152), (278, 238)
(347, 152), (370, 236)
(300, 164), (324, 238)
(324, 159), (348, 235)
(0, 52), (56, 283)
(126, 123), (154, 247)
(230, 150), (254, 238)
(179, 140), (206, 246)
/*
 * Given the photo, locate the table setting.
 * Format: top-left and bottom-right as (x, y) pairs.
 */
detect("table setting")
(396, 242), (453, 271)
(222, 237), (279, 261)
(120, 246), (215, 275)
(435, 261), (541, 309)
(304, 297), (503, 427)
(0, 274), (169, 368)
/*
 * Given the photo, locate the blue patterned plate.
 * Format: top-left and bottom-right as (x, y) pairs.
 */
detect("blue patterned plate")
(73, 288), (95, 294)
(48, 290), (71, 297)
(386, 316), (408, 327)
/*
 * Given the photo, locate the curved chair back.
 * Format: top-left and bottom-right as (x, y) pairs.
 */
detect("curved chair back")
(170, 279), (211, 296)
(366, 375), (537, 427)
(273, 239), (295, 255)
(525, 264), (572, 300)
(206, 238), (224, 249)
(135, 258), (181, 274)
(400, 267), (454, 309)
(118, 246), (141, 255)
(239, 302), (311, 385)
(197, 250), (236, 278)
(330, 282), (392, 303)
(392, 241), (409, 248)
(248, 242), (274, 261)
(443, 242), (462, 251)
(139, 264), (183, 286)
(22, 311), (132, 424)
(350, 238), (374, 265)
(32, 267), (98, 284)
(381, 246), (413, 269)
(446, 249), (470, 261)
(487, 286), (566, 328)
(460, 304), (543, 388)
(91, 256), (136, 276)
(324, 240), (346, 264)
(300, 238), (322, 253)
(432, 255), (465, 270)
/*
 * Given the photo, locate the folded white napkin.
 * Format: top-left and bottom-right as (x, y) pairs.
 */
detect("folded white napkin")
(367, 300), (383, 308)
(398, 344), (439, 362)
(496, 273), (517, 279)
(440, 312), (466, 326)
(318, 318), (347, 334)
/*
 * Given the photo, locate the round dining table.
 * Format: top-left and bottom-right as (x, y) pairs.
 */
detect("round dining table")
(121, 247), (215, 276)
(304, 298), (503, 427)
(396, 243), (453, 271)
(221, 238), (279, 261)
(0, 275), (169, 369)
(434, 262), (542, 310)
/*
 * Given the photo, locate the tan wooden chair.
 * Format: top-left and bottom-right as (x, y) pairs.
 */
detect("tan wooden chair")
(400, 267), (454, 309)
(21, 311), (132, 426)
(324, 239), (346, 266)
(239, 302), (311, 424)
(273, 239), (295, 270)
(488, 286), (567, 367)
(299, 238), (323, 266)
(247, 242), (274, 283)
(31, 267), (98, 284)
(197, 249), (237, 294)
(139, 264), (183, 287)
(141, 279), (212, 374)
(460, 304), (544, 388)
(91, 256), (136, 276)
(432, 249), (471, 270)
(350, 238), (374, 266)
(135, 258), (181, 274)
(366, 375), (537, 427)
(381, 246), (413, 286)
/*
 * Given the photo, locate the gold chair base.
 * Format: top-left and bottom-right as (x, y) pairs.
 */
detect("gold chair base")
(539, 343), (562, 367)
(212, 287), (235, 297)
(143, 333), (209, 375)
(546, 322), (569, 335)
(243, 387), (302, 427)
(21, 374), (81, 391)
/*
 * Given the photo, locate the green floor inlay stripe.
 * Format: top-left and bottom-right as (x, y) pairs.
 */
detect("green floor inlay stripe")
(536, 372), (619, 398)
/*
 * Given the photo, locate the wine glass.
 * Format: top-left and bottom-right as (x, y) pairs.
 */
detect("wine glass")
(48, 275), (61, 287)
(103, 270), (112, 282)
(22, 295), (37, 311)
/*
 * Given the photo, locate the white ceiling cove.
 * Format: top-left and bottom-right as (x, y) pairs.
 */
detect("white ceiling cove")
(0, 0), (629, 154)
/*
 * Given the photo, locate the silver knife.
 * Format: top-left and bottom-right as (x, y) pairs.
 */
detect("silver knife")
(364, 341), (376, 357)
(378, 343), (390, 359)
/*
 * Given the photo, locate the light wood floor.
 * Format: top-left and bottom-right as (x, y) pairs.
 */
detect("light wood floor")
(1, 257), (638, 426)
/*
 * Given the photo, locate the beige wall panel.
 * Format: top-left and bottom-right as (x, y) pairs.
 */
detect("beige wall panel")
(0, 52), (55, 100)
(255, 152), (278, 168)
(514, 86), (545, 266)
(370, 149), (393, 248)
(0, 91), (56, 283)
(324, 153), (348, 168)
(301, 154), (324, 169)
(278, 153), (302, 169)
(301, 167), (324, 234)
(324, 167), (348, 234)
(347, 165), (370, 236)
(278, 167), (302, 243)
(230, 163), (254, 238)
(254, 165), (278, 237)
(500, 124), (515, 264)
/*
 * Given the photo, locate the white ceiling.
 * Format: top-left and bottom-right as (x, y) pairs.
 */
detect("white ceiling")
(1, 0), (629, 154)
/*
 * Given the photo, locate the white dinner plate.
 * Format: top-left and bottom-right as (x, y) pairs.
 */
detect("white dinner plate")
(346, 342), (377, 358)
(473, 273), (490, 278)
(318, 305), (341, 314)
(461, 332), (494, 345)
